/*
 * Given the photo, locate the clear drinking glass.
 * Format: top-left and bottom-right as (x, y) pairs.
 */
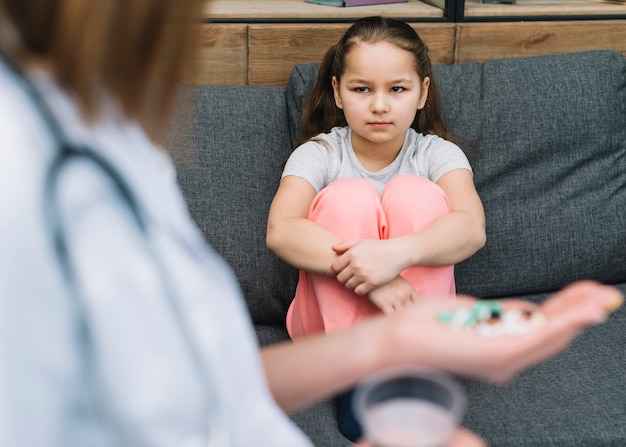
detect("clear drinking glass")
(352, 367), (466, 447)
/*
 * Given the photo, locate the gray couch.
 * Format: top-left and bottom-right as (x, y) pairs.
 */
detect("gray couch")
(168, 50), (626, 446)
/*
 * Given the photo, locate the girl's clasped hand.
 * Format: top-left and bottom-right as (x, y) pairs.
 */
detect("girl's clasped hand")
(330, 238), (410, 296)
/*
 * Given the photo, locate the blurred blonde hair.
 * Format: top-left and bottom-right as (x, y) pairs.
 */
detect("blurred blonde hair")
(0, 0), (202, 140)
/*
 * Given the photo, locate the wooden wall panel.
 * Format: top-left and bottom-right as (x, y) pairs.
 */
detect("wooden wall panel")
(455, 20), (626, 64)
(248, 23), (457, 86)
(182, 24), (248, 85)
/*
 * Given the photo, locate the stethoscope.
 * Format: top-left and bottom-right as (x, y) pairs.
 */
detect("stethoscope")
(1, 51), (228, 446)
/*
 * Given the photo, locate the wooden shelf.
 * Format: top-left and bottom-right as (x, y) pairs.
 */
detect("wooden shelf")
(203, 0), (445, 20)
(463, 0), (626, 18)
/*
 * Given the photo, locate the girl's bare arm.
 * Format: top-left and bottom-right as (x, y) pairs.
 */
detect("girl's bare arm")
(266, 175), (341, 275)
(331, 169), (485, 296)
(405, 168), (486, 266)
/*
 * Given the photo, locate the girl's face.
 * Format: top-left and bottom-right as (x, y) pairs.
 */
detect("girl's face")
(332, 41), (429, 156)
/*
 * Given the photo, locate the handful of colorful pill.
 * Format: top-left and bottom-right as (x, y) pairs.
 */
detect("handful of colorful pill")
(438, 300), (546, 337)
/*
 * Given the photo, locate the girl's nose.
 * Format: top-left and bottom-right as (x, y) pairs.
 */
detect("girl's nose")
(370, 93), (389, 113)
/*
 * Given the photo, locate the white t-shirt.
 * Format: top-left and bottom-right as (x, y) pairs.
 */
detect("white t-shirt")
(0, 60), (311, 447)
(283, 126), (472, 194)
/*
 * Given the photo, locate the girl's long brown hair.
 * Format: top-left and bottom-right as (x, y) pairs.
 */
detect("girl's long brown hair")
(0, 0), (202, 141)
(299, 16), (450, 146)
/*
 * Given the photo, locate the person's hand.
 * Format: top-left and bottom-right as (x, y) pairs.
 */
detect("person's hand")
(261, 281), (621, 415)
(331, 238), (406, 295)
(386, 281), (623, 384)
(368, 276), (421, 314)
(353, 426), (486, 447)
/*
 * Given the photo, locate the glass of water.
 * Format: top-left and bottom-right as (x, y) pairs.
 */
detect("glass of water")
(352, 367), (466, 447)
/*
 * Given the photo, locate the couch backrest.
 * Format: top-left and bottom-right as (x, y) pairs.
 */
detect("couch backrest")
(169, 85), (298, 324)
(170, 52), (625, 329)
(286, 51), (626, 299)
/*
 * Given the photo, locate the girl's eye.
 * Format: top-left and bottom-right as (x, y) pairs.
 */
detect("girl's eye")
(354, 87), (369, 93)
(391, 86), (405, 93)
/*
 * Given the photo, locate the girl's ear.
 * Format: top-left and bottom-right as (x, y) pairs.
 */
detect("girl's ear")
(418, 76), (431, 110)
(332, 76), (343, 109)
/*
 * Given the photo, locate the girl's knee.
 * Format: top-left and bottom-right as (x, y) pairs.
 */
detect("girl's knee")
(382, 175), (450, 213)
(385, 175), (446, 197)
(319, 178), (377, 202)
(311, 178), (380, 220)
(309, 178), (383, 239)
(381, 175), (451, 235)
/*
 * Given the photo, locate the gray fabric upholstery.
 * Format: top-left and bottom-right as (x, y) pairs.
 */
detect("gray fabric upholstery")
(170, 85), (298, 324)
(169, 51), (626, 447)
(286, 62), (320, 148)
(434, 51), (626, 299)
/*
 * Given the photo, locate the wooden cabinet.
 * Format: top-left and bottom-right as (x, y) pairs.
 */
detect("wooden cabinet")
(182, 24), (248, 85)
(455, 20), (626, 63)
(184, 0), (626, 86)
(247, 23), (456, 86)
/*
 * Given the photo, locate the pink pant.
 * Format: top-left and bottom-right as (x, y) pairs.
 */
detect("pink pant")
(286, 175), (455, 339)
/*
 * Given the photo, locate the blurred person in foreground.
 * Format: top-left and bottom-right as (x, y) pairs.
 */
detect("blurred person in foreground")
(0, 1), (622, 446)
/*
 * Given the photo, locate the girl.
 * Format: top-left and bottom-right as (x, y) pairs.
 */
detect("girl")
(268, 16), (486, 338)
(267, 16), (487, 441)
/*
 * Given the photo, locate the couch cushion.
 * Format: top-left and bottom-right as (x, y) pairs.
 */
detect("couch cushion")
(286, 51), (626, 299)
(168, 85), (298, 325)
(286, 62), (320, 149)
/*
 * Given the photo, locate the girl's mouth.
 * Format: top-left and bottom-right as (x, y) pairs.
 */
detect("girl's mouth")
(369, 121), (392, 129)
